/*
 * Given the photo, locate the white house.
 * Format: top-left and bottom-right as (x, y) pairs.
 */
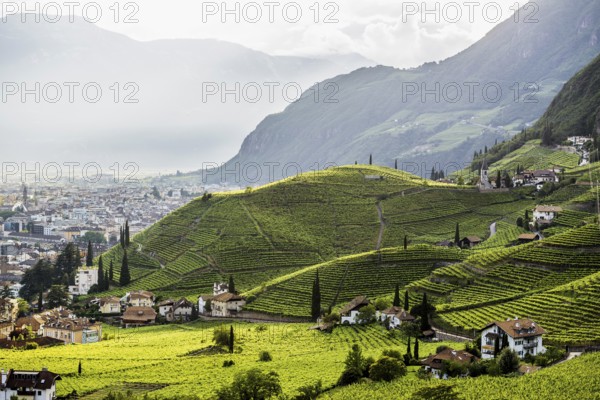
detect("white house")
(533, 206), (563, 222)
(124, 291), (155, 307)
(198, 282), (229, 315)
(377, 306), (415, 329)
(421, 348), (478, 379)
(173, 298), (194, 321)
(68, 268), (99, 295)
(158, 298), (194, 321)
(211, 293), (245, 318)
(340, 296), (370, 325)
(480, 318), (546, 360)
(1, 368), (61, 400)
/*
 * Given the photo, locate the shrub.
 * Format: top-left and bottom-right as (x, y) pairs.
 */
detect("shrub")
(498, 349), (520, 374)
(337, 345), (366, 386)
(222, 360), (235, 368)
(24, 342), (38, 350)
(259, 351), (273, 362)
(216, 369), (281, 400)
(382, 349), (402, 360)
(293, 380), (322, 400)
(468, 361), (487, 377)
(213, 327), (229, 347)
(368, 356), (407, 382)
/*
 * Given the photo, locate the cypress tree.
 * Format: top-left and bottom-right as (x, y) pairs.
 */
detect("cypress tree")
(120, 227), (125, 248)
(393, 284), (400, 307)
(97, 256), (104, 291)
(430, 167), (436, 180)
(454, 223), (460, 246)
(394, 159), (398, 170)
(120, 251), (131, 286)
(104, 270), (109, 291)
(228, 325), (234, 354)
(420, 293), (431, 331)
(403, 235), (408, 250)
(78, 360), (82, 375)
(494, 336), (500, 358)
(311, 271), (321, 321)
(125, 220), (130, 247)
(369, 154), (372, 165)
(86, 241), (93, 267)
(228, 276), (236, 294)
(109, 260), (114, 282)
(501, 333), (509, 350)
(414, 338), (419, 360)
(38, 291), (43, 312)
(496, 170), (502, 188)
(406, 336), (412, 359)
(404, 291), (409, 311)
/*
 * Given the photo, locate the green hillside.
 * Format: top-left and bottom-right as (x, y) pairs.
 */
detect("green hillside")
(535, 52), (600, 142)
(99, 166), (533, 300)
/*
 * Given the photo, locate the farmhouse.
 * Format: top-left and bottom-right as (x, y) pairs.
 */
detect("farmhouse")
(480, 318), (546, 359)
(533, 205), (562, 222)
(340, 296), (370, 325)
(460, 236), (482, 248)
(1, 368), (61, 400)
(377, 306), (415, 329)
(158, 298), (194, 322)
(421, 348), (478, 379)
(518, 233), (541, 244)
(198, 295), (213, 315)
(211, 293), (246, 318)
(43, 317), (102, 344)
(98, 297), (121, 314)
(125, 291), (155, 307)
(0, 322), (13, 340)
(122, 307), (157, 327)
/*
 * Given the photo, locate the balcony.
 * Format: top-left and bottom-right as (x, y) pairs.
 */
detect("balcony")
(523, 341), (537, 349)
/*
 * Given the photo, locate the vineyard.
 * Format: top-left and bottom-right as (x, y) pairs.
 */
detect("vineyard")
(322, 352), (600, 400)
(244, 245), (465, 317)
(0, 322), (451, 399)
(95, 165), (534, 300)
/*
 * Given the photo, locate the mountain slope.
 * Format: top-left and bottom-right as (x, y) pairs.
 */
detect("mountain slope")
(214, 0), (600, 184)
(535, 53), (600, 140)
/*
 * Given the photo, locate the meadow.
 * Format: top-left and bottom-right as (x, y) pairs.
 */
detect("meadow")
(0, 322), (451, 399)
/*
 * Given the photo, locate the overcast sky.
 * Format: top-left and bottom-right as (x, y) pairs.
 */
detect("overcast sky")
(72, 0), (528, 67)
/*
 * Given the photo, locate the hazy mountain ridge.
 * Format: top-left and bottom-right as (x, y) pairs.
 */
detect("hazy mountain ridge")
(0, 17), (374, 170)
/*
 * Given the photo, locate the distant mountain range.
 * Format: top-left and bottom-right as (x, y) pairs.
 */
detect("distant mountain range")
(210, 0), (600, 185)
(0, 17), (373, 170)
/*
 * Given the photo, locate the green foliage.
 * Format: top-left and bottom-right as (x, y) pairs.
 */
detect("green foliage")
(368, 356), (407, 382)
(356, 304), (376, 325)
(338, 344), (366, 386)
(46, 285), (69, 309)
(258, 351), (272, 362)
(216, 369), (282, 400)
(497, 349), (520, 374)
(213, 327), (230, 347)
(293, 380), (322, 400)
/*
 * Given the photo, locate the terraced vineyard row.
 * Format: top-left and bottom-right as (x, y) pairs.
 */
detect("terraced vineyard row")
(245, 246), (464, 317)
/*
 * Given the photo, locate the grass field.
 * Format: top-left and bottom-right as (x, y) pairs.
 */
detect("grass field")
(0, 322), (451, 399)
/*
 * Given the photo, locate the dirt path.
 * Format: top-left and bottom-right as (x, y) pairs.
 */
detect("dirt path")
(376, 202), (386, 250)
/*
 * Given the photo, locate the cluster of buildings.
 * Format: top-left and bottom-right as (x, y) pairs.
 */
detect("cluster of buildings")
(0, 183), (198, 247)
(338, 296), (547, 379)
(1, 308), (102, 345)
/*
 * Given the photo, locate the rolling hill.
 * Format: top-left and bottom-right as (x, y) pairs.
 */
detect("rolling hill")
(99, 166), (535, 300)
